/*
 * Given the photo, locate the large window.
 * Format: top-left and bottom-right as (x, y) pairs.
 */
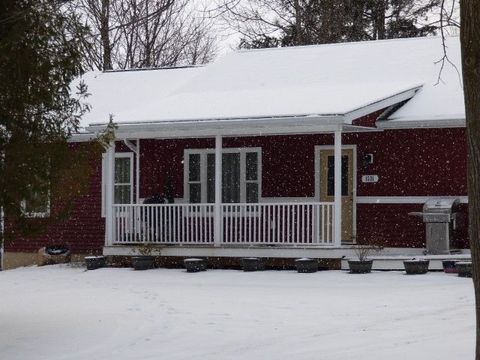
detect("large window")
(185, 148), (261, 203)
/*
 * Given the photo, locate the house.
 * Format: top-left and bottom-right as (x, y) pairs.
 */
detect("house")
(3, 36), (469, 269)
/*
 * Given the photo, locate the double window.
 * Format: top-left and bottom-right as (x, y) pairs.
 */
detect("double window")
(185, 148), (261, 204)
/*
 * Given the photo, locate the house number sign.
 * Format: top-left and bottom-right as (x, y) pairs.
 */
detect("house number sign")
(362, 175), (379, 183)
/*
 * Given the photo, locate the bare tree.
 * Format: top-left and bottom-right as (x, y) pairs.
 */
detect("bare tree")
(71, 0), (216, 70)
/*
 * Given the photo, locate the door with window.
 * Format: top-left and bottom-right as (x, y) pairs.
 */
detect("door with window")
(186, 149), (261, 204)
(319, 148), (354, 242)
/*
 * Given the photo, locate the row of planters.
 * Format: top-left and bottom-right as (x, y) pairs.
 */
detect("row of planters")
(85, 256), (322, 273)
(348, 257), (472, 277)
(85, 255), (472, 277)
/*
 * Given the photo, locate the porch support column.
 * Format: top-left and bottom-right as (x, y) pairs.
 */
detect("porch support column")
(214, 135), (222, 246)
(105, 142), (115, 246)
(334, 129), (342, 247)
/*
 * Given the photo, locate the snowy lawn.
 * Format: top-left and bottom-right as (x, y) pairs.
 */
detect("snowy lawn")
(0, 265), (475, 360)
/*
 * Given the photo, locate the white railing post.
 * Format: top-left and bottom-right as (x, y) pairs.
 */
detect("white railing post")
(105, 142), (115, 246)
(214, 135), (222, 246)
(334, 129), (342, 247)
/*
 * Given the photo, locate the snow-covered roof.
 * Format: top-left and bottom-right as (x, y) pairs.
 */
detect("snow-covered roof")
(79, 36), (464, 133)
(78, 66), (202, 128)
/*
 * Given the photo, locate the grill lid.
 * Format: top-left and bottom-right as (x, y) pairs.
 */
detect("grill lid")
(423, 198), (459, 212)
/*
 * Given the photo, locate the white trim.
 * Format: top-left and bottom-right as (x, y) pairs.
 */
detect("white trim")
(102, 152), (135, 217)
(104, 143), (115, 246)
(357, 196), (468, 204)
(214, 136), (222, 246)
(343, 86), (421, 123)
(88, 116), (344, 140)
(314, 144), (357, 242)
(377, 118), (465, 129)
(334, 131), (342, 246)
(184, 147), (262, 204)
(260, 197), (316, 203)
(113, 152), (134, 205)
(136, 139), (140, 204)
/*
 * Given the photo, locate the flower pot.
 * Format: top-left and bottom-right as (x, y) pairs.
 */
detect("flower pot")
(132, 256), (155, 270)
(241, 257), (265, 272)
(455, 261), (472, 278)
(85, 256), (106, 270)
(184, 258), (207, 272)
(348, 260), (373, 274)
(295, 258), (318, 273)
(403, 260), (429, 275)
(442, 260), (458, 274)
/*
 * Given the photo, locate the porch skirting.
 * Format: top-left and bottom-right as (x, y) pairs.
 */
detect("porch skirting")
(103, 245), (427, 259)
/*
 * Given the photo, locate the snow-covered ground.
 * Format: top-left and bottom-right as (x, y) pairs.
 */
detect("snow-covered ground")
(0, 265), (474, 360)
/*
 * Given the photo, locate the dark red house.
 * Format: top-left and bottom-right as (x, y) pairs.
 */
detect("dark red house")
(3, 36), (469, 269)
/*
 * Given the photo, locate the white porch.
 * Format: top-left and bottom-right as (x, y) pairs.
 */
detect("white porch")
(103, 129), (346, 249)
(94, 85), (418, 251)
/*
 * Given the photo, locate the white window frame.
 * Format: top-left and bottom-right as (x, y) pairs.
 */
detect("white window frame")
(102, 152), (134, 217)
(184, 147), (262, 204)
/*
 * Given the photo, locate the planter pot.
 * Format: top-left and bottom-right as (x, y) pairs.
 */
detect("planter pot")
(295, 258), (318, 273)
(456, 261), (472, 278)
(241, 257), (265, 272)
(404, 260), (429, 275)
(132, 256), (155, 270)
(442, 260), (458, 274)
(85, 256), (106, 270)
(184, 258), (207, 272)
(348, 260), (373, 274)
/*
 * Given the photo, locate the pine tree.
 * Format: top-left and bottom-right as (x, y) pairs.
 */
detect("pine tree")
(0, 0), (94, 246)
(226, 0), (440, 49)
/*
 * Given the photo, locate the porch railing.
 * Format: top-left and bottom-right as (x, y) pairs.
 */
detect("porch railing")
(112, 202), (334, 246)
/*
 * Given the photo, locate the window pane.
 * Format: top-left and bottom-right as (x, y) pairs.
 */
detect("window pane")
(25, 190), (49, 214)
(222, 153), (240, 203)
(246, 152), (258, 181)
(189, 183), (201, 203)
(207, 154), (215, 203)
(246, 183), (258, 203)
(189, 154), (200, 181)
(115, 157), (131, 183)
(327, 155), (349, 196)
(114, 185), (131, 204)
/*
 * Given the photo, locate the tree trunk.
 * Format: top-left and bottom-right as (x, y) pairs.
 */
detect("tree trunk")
(460, 1), (480, 358)
(372, 0), (386, 39)
(100, 0), (112, 70)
